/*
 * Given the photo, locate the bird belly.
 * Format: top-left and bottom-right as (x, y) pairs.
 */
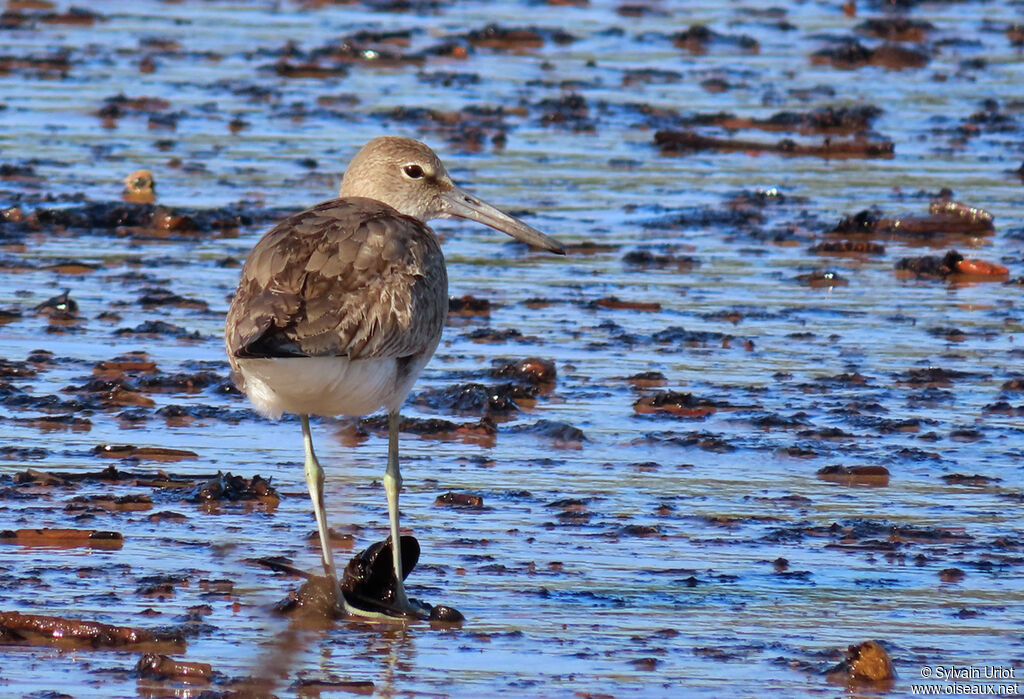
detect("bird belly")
(235, 356), (419, 419)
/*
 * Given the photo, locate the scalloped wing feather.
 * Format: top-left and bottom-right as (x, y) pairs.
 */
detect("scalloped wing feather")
(225, 198), (448, 370)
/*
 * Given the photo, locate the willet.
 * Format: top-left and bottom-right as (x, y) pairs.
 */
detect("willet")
(225, 137), (564, 619)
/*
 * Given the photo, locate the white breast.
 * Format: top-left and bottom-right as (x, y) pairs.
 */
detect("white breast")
(235, 355), (428, 419)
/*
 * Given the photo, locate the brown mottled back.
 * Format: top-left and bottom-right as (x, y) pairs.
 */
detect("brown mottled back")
(225, 197), (448, 370)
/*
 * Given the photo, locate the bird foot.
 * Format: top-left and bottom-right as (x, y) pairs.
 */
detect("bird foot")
(340, 592), (433, 621)
(338, 535), (464, 623)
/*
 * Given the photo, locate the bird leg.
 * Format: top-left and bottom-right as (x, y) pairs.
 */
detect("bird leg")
(301, 414), (342, 604)
(383, 410), (409, 609)
(382, 409), (429, 619)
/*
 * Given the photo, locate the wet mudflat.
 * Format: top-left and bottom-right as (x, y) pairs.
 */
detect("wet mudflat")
(1, 0), (1023, 696)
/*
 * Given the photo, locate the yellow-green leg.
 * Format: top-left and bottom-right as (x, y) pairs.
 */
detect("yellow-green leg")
(301, 414), (342, 603)
(383, 409), (411, 611)
(381, 410), (429, 619)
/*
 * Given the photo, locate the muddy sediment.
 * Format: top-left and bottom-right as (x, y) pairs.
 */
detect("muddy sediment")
(0, 0), (1022, 697)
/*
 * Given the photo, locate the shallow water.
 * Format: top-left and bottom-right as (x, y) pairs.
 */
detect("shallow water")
(1, 0), (1023, 696)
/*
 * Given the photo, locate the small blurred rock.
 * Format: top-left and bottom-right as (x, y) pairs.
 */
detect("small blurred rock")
(123, 169), (155, 203)
(826, 640), (896, 685)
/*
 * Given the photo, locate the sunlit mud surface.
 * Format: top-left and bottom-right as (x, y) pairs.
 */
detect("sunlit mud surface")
(2, 0), (1023, 696)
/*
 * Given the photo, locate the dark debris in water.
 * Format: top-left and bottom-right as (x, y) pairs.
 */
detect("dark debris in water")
(358, 414), (498, 443)
(412, 382), (524, 415)
(635, 429), (737, 452)
(136, 653), (213, 682)
(622, 249), (701, 269)
(448, 294), (490, 316)
(855, 17), (934, 42)
(1, 200), (290, 238)
(831, 197), (996, 240)
(686, 105), (883, 135)
(190, 472), (279, 503)
(824, 641), (896, 687)
(507, 418), (586, 445)
(795, 268), (849, 287)
(490, 357), (556, 386)
(1, 465), (279, 510)
(895, 249), (1008, 280)
(812, 39), (930, 70)
(463, 24), (577, 50)
(809, 240), (885, 255)
(435, 491), (486, 509)
(34, 289), (78, 317)
(114, 320), (204, 340)
(0, 611), (185, 650)
(655, 129), (895, 159)
(672, 24), (760, 53)
(1, 0), (1023, 694)
(634, 391), (720, 418)
(652, 326), (731, 345)
(817, 464), (891, 487)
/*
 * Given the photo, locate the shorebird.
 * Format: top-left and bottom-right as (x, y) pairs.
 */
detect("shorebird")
(225, 137), (564, 619)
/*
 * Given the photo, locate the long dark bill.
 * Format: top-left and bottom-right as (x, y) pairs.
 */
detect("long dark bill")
(441, 188), (565, 255)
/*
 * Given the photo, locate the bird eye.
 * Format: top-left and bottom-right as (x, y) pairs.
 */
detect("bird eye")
(403, 164), (424, 179)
